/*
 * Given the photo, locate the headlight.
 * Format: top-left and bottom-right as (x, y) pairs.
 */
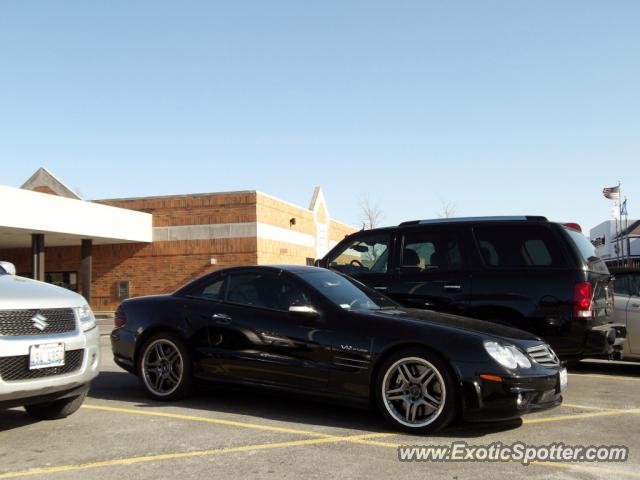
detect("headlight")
(74, 304), (96, 332)
(508, 346), (532, 369)
(484, 341), (532, 369)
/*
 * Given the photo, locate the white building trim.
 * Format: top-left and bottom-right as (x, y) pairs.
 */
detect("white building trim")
(154, 222), (316, 248)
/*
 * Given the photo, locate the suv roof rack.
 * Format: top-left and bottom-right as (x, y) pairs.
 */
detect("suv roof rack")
(399, 216), (548, 227)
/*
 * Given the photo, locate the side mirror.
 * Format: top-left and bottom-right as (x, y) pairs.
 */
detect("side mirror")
(289, 305), (319, 316)
(0, 261), (16, 275)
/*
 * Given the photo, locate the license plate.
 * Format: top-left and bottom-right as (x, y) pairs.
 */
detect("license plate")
(559, 367), (568, 391)
(29, 343), (65, 370)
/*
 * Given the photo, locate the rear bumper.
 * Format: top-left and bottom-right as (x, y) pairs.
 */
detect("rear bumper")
(461, 372), (562, 422)
(583, 324), (626, 357)
(110, 327), (137, 374)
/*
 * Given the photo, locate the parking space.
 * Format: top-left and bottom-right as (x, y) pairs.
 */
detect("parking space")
(1, 336), (639, 480)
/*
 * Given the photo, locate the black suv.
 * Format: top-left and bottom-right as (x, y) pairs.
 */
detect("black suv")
(318, 216), (622, 360)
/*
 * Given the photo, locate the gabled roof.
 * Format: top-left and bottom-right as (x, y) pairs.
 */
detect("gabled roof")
(21, 167), (82, 200)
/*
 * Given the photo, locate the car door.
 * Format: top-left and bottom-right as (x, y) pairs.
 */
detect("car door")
(186, 269), (331, 391)
(323, 230), (395, 294)
(386, 226), (472, 315)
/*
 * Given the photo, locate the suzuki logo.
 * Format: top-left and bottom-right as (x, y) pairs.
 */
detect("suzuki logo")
(32, 313), (49, 331)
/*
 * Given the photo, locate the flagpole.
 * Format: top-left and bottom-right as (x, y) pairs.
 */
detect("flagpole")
(625, 196), (630, 264)
(615, 200), (620, 261)
(618, 181), (623, 260)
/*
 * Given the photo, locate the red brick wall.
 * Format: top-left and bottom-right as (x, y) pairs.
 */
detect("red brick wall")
(0, 190), (355, 312)
(0, 239), (257, 311)
(96, 191), (257, 227)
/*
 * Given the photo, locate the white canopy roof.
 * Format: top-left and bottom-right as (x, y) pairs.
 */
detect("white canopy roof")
(0, 185), (152, 248)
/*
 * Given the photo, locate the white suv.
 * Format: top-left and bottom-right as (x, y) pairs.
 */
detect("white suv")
(0, 261), (100, 419)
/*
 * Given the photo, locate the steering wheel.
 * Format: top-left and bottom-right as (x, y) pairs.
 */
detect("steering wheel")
(350, 259), (364, 268)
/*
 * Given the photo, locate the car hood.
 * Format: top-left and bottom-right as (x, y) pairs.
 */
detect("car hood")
(0, 274), (86, 310)
(364, 307), (542, 343)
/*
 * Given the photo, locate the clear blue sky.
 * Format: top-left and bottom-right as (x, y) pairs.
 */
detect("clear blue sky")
(1, 1), (638, 231)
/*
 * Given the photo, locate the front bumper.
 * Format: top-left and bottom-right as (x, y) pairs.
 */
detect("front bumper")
(0, 326), (101, 407)
(461, 372), (563, 422)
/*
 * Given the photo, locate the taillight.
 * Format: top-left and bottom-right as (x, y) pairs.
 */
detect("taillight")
(562, 222), (582, 232)
(574, 282), (593, 318)
(114, 304), (127, 328)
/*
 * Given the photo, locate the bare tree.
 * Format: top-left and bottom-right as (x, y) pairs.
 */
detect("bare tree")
(437, 199), (457, 218)
(359, 195), (384, 229)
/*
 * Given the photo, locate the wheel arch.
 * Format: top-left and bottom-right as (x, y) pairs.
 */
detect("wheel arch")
(369, 342), (464, 404)
(133, 324), (189, 374)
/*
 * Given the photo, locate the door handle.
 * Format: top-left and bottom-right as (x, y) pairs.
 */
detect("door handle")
(374, 286), (388, 292)
(212, 313), (232, 325)
(443, 284), (461, 290)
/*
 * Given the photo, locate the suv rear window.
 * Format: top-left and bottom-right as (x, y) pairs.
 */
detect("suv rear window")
(564, 227), (598, 262)
(474, 225), (566, 268)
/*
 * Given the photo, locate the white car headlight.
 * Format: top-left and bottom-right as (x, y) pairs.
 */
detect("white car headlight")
(508, 346), (532, 369)
(484, 341), (518, 369)
(74, 304), (96, 332)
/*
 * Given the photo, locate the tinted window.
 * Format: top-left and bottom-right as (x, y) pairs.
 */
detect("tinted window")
(300, 270), (397, 311)
(402, 230), (465, 272)
(474, 225), (566, 268)
(190, 276), (226, 301)
(328, 233), (390, 275)
(564, 227), (598, 262)
(226, 273), (310, 312)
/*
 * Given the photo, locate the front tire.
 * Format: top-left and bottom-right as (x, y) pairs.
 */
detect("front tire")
(24, 390), (88, 420)
(375, 348), (458, 434)
(138, 333), (192, 401)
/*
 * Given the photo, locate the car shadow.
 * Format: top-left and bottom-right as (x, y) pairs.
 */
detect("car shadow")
(87, 371), (523, 438)
(568, 359), (640, 378)
(0, 409), (41, 432)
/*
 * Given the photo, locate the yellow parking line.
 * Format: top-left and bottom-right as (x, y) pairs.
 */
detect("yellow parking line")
(0, 432), (396, 480)
(81, 404), (334, 438)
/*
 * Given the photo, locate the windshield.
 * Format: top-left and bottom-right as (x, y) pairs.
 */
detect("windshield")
(564, 227), (598, 261)
(299, 269), (398, 311)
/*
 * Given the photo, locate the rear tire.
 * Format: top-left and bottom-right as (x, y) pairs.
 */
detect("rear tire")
(24, 390), (88, 420)
(375, 347), (458, 434)
(138, 332), (193, 401)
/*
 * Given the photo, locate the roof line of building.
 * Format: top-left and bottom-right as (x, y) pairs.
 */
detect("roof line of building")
(94, 190), (259, 202)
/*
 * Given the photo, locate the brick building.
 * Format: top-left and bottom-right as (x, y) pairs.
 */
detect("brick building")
(0, 168), (356, 312)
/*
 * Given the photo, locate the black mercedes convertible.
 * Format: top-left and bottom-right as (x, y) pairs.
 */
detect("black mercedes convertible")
(110, 265), (565, 433)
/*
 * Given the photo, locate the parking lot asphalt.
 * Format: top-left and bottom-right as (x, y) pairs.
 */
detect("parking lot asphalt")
(1, 336), (639, 480)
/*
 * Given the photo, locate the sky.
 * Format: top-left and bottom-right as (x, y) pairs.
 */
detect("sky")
(1, 1), (638, 232)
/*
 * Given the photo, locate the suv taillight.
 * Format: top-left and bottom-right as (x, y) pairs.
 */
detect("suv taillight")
(114, 304), (127, 328)
(574, 282), (593, 318)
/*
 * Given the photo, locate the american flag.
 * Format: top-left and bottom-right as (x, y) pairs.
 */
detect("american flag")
(603, 185), (620, 200)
